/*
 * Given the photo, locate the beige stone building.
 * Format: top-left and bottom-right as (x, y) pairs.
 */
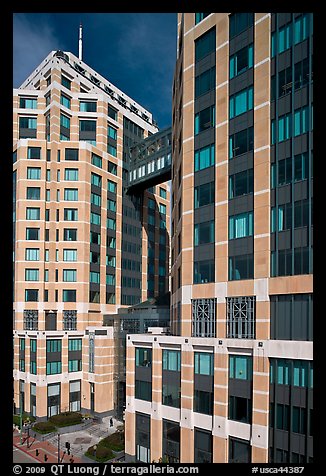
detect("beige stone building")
(13, 50), (170, 420)
(125, 13), (313, 463)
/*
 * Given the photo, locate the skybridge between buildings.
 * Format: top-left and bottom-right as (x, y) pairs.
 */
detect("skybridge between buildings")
(127, 126), (172, 193)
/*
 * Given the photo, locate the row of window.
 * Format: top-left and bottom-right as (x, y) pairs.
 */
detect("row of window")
(25, 248), (78, 262)
(24, 268), (78, 282)
(271, 106), (311, 144)
(271, 14), (310, 57)
(194, 211), (253, 245)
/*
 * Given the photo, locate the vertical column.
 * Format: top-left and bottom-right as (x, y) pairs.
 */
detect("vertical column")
(213, 346), (228, 462)
(37, 385), (48, 419)
(125, 343), (135, 459)
(252, 350), (269, 462)
(151, 342), (162, 462)
(180, 343), (194, 462)
(253, 14), (271, 280)
(61, 334), (69, 412)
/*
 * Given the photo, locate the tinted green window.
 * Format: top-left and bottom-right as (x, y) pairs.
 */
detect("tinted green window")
(27, 167), (41, 180)
(91, 153), (102, 169)
(194, 144), (215, 171)
(195, 28), (216, 62)
(163, 350), (181, 371)
(64, 168), (79, 181)
(194, 353), (213, 375)
(194, 220), (214, 245)
(195, 67), (216, 98)
(229, 211), (253, 239)
(229, 355), (252, 380)
(61, 94), (71, 109)
(80, 101), (97, 112)
(229, 87), (253, 119)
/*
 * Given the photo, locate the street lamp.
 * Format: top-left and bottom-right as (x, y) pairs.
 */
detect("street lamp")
(93, 445), (97, 461)
(24, 417), (32, 448)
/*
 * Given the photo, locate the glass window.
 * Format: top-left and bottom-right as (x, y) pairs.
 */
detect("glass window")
(63, 269), (77, 282)
(91, 192), (101, 207)
(25, 269), (39, 281)
(63, 289), (76, 302)
(229, 169), (253, 199)
(229, 13), (254, 39)
(25, 248), (39, 261)
(229, 127), (254, 159)
(194, 144), (215, 171)
(230, 44), (253, 79)
(107, 217), (116, 230)
(91, 153), (102, 169)
(60, 114), (70, 129)
(163, 350), (181, 371)
(106, 274), (115, 285)
(194, 106), (215, 134)
(107, 144), (116, 157)
(107, 199), (116, 212)
(26, 207), (40, 220)
(107, 179), (117, 193)
(26, 187), (40, 200)
(108, 161), (117, 175)
(63, 249), (77, 262)
(65, 149), (79, 161)
(63, 228), (77, 241)
(64, 208), (78, 221)
(159, 203), (166, 215)
(90, 271), (100, 284)
(294, 14), (309, 45)
(25, 289), (38, 302)
(194, 220), (214, 245)
(64, 168), (79, 181)
(80, 101), (97, 112)
(230, 87), (253, 119)
(229, 211), (253, 239)
(229, 355), (252, 380)
(195, 27), (216, 62)
(26, 228), (39, 240)
(61, 75), (71, 89)
(108, 105), (118, 120)
(91, 212), (101, 225)
(27, 167), (41, 180)
(108, 125), (117, 140)
(195, 66), (216, 98)
(60, 94), (71, 109)
(194, 353), (213, 375)
(194, 260), (214, 284)
(195, 13), (211, 24)
(20, 97), (37, 109)
(276, 359), (290, 385)
(64, 188), (78, 201)
(91, 172), (102, 187)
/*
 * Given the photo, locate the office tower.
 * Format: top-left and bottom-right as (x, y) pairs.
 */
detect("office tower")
(13, 50), (170, 419)
(125, 13), (313, 463)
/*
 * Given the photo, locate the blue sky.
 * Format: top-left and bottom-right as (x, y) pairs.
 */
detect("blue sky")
(13, 13), (177, 129)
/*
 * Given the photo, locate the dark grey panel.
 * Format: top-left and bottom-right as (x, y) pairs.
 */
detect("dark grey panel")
(194, 91), (215, 113)
(271, 57), (276, 76)
(278, 94), (292, 116)
(194, 374), (213, 392)
(271, 191), (276, 207)
(228, 236), (253, 256)
(195, 52), (216, 75)
(271, 101), (276, 120)
(228, 152), (254, 175)
(273, 430), (289, 450)
(277, 13), (292, 27)
(229, 26), (254, 55)
(95, 329), (108, 335)
(194, 243), (215, 261)
(229, 378), (251, 399)
(194, 129), (215, 150)
(293, 134), (308, 156)
(278, 230), (291, 250)
(228, 195), (253, 215)
(80, 130), (96, 141)
(90, 243), (100, 252)
(271, 13), (276, 31)
(162, 370), (181, 386)
(294, 181), (308, 201)
(90, 222), (101, 233)
(20, 128), (37, 139)
(274, 385), (290, 404)
(229, 110), (254, 135)
(229, 69), (254, 96)
(278, 185), (291, 205)
(278, 50), (292, 71)
(69, 350), (82, 360)
(47, 351), (61, 363)
(294, 40), (309, 63)
(194, 168), (215, 187)
(135, 366), (152, 383)
(194, 204), (215, 224)
(271, 233), (276, 251)
(107, 137), (117, 147)
(106, 285), (115, 293)
(91, 184), (102, 195)
(89, 283), (100, 291)
(294, 86), (308, 109)
(90, 263), (100, 273)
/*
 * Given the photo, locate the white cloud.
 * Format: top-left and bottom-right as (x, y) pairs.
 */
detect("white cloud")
(13, 14), (64, 87)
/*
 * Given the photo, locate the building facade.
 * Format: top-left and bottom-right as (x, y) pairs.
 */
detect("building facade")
(13, 50), (170, 419)
(125, 12), (313, 463)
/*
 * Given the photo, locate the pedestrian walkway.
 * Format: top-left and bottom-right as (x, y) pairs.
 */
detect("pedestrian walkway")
(13, 416), (123, 464)
(13, 430), (83, 464)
